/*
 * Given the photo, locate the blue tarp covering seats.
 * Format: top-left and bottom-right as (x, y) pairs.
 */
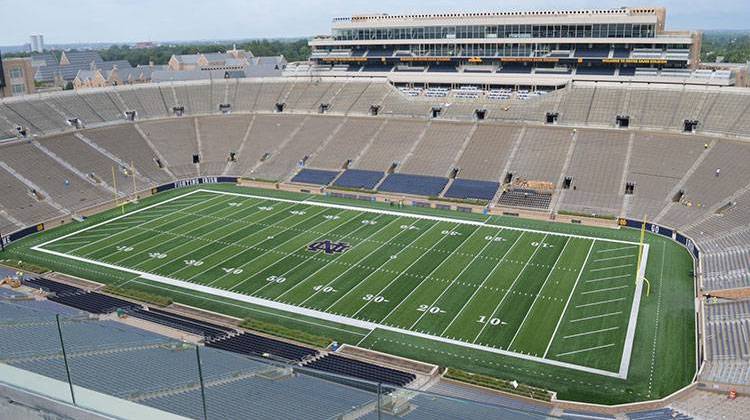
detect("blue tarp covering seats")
(291, 169), (339, 185)
(378, 173), (448, 197)
(444, 179), (500, 201)
(333, 169), (384, 190)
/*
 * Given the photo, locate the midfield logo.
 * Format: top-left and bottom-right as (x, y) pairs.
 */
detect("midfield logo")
(307, 240), (350, 255)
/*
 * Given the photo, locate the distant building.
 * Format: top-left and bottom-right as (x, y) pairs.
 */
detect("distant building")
(156, 47), (286, 82)
(30, 34), (44, 53)
(33, 50), (134, 87)
(168, 46), (255, 71)
(73, 63), (167, 89)
(134, 42), (156, 49)
(0, 57), (36, 97)
(153, 55), (286, 82)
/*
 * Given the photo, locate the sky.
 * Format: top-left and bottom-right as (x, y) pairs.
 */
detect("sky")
(1, 0), (748, 45)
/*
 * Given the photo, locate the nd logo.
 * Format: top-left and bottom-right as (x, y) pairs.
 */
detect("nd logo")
(307, 240), (350, 255)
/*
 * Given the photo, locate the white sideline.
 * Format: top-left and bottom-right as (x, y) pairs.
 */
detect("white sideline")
(195, 189), (641, 245)
(618, 243), (649, 378)
(30, 188), (651, 380)
(29, 245), (626, 379)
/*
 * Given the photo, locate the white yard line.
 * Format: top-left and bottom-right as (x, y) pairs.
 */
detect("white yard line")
(508, 237), (571, 349)
(61, 190), (215, 253)
(322, 219), (432, 312)
(275, 215), (398, 301)
(563, 326), (620, 339)
(585, 274), (631, 283)
(203, 206), (334, 288)
(393, 226), (486, 328)
(123, 198), (275, 270)
(543, 240), (595, 358)
(249, 213), (387, 297)
(596, 246), (637, 254)
(406, 227), (500, 330)
(30, 188), (648, 379)
(183, 203), (318, 283)
(590, 264), (633, 272)
(86, 195), (241, 262)
(33, 244), (626, 378)
(352, 223), (459, 318)
(556, 343), (616, 357)
(581, 285), (631, 295)
(594, 255), (635, 263)
(226, 207), (344, 292)
(473, 233), (549, 345)
(570, 312), (623, 323)
(196, 189), (640, 246)
(575, 297), (627, 308)
(439, 232), (525, 337)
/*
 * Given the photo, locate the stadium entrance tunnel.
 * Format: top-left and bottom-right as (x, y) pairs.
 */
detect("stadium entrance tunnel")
(66, 118), (84, 129)
(616, 115), (630, 128)
(545, 112), (559, 124)
(684, 119), (699, 133)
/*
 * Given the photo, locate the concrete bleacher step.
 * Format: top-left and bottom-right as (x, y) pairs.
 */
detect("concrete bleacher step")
(223, 114), (256, 177)
(654, 138), (718, 223)
(349, 119), (388, 168)
(0, 161), (69, 215)
(446, 123), (478, 176)
(550, 128), (579, 213)
(133, 123), (177, 180)
(32, 140), (117, 196)
(491, 126), (526, 205)
(396, 120), (432, 169)
(247, 115), (310, 176)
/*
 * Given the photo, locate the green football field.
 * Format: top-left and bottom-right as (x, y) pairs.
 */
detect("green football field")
(29, 187), (648, 378)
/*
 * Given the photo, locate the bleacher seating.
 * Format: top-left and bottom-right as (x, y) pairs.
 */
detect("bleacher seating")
(304, 354), (415, 387)
(333, 169), (384, 190)
(207, 331), (318, 362)
(291, 168), (340, 185)
(24, 277), (84, 297)
(50, 292), (142, 314)
(498, 189), (552, 209)
(4, 79), (750, 396)
(378, 173), (448, 197)
(444, 179), (499, 201)
(128, 307), (235, 340)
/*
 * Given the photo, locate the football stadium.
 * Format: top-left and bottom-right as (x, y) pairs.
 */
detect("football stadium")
(0, 5), (748, 420)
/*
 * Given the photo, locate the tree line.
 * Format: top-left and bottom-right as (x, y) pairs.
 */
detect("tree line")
(2, 39), (311, 65)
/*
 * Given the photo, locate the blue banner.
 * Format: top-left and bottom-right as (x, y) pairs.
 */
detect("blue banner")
(675, 233), (700, 259)
(620, 219), (673, 238)
(155, 176), (239, 193)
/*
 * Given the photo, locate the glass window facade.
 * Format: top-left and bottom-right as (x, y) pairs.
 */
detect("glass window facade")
(332, 23), (655, 41)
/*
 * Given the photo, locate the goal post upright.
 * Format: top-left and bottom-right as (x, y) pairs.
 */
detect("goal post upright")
(638, 215), (650, 297)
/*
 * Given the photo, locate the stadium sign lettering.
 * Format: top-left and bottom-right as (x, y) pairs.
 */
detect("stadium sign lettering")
(307, 240), (350, 255)
(174, 177), (220, 189)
